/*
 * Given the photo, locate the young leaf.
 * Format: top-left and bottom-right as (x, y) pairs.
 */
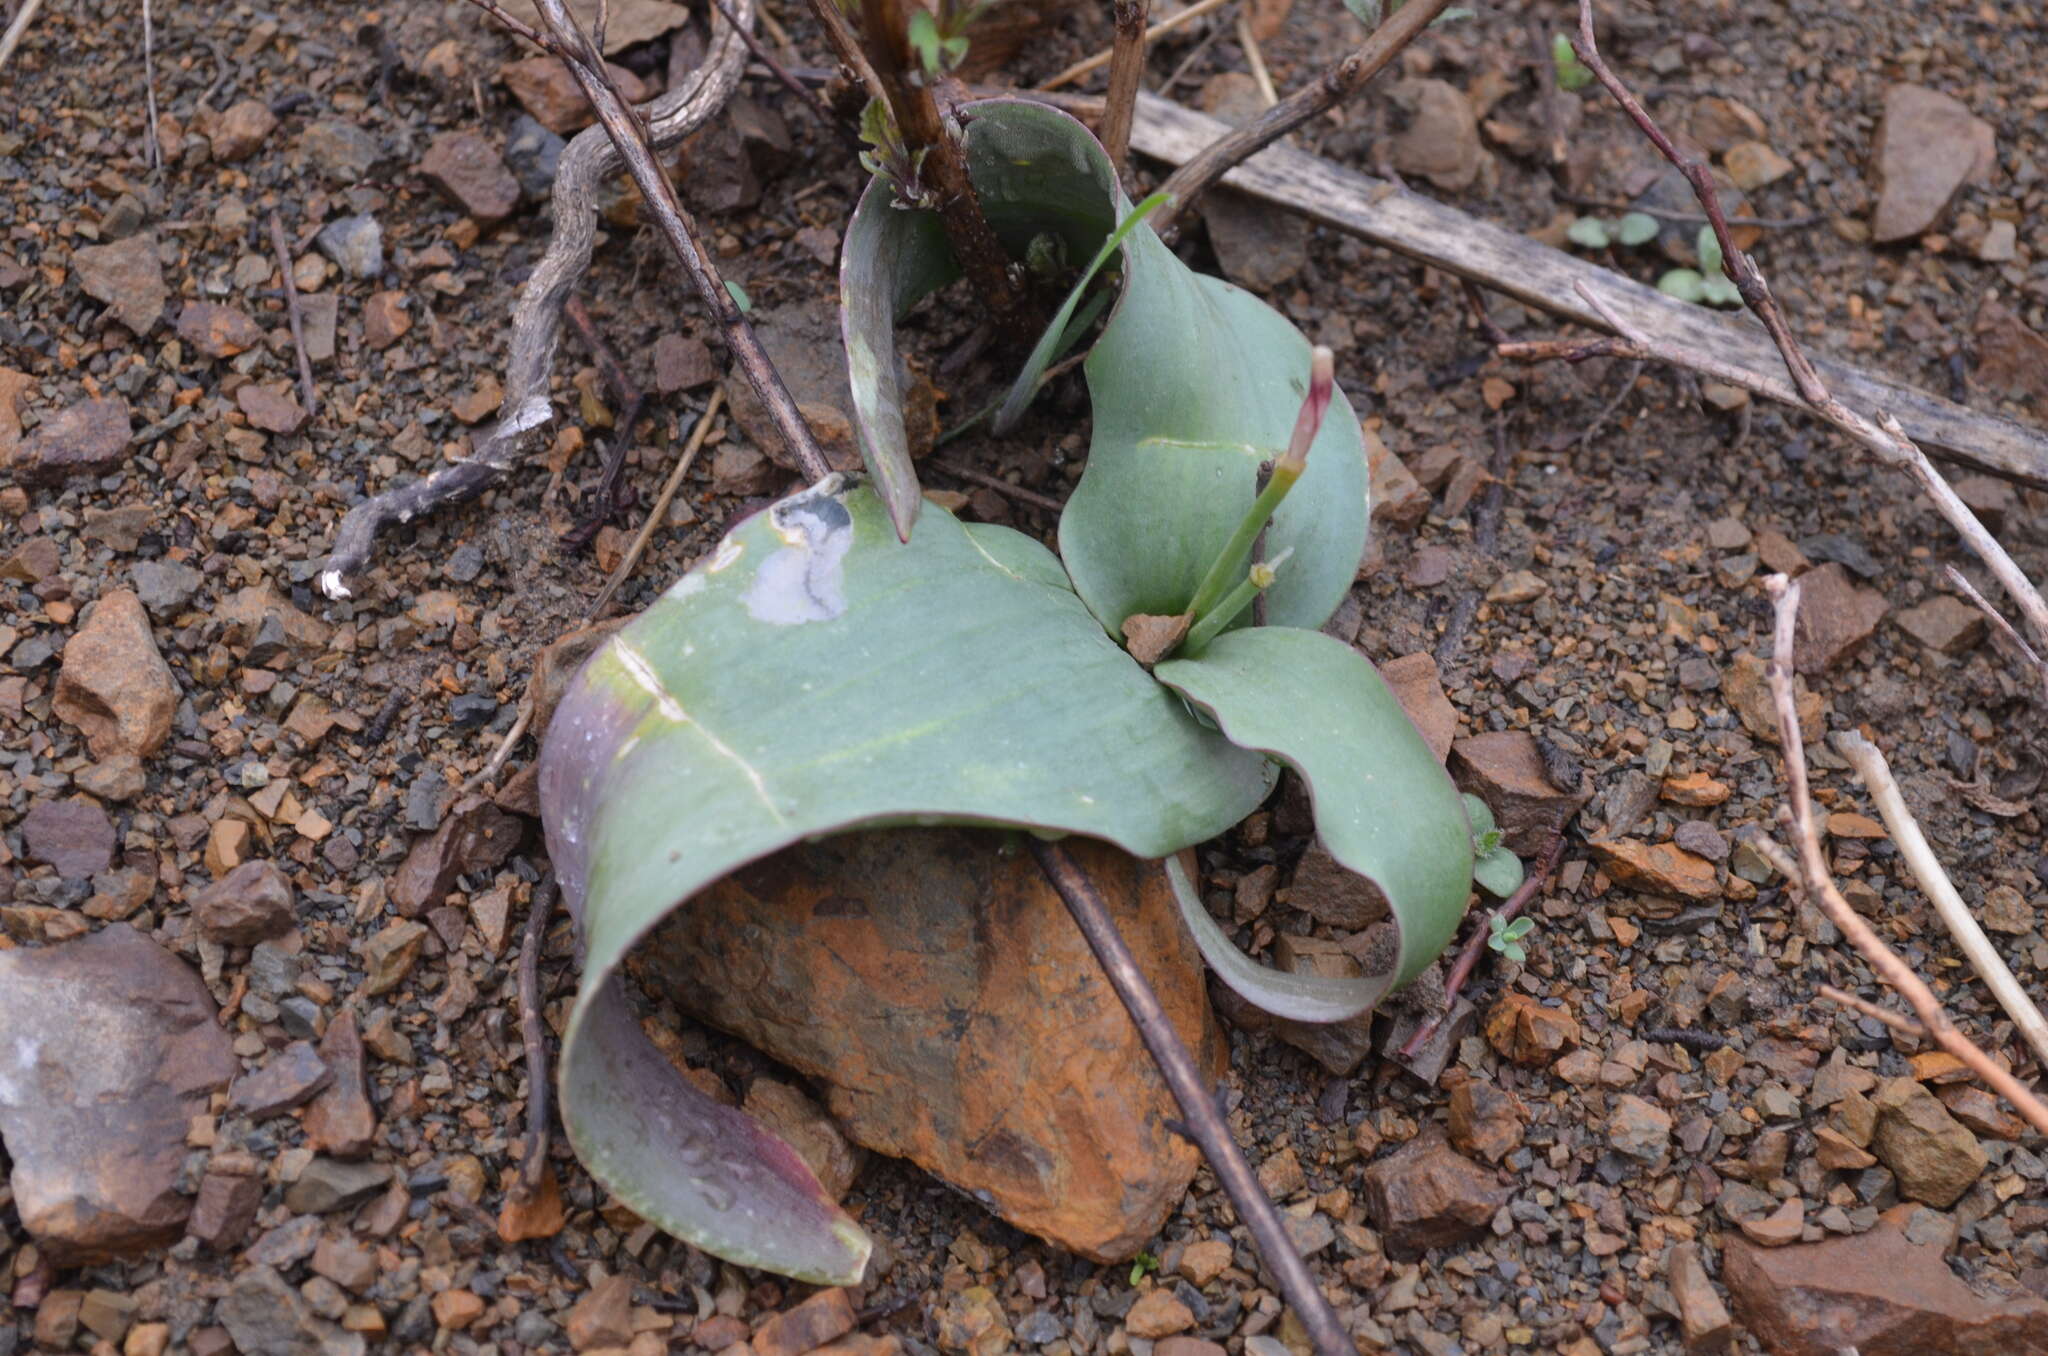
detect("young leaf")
(1156, 628), (1475, 1006)
(907, 9), (944, 72)
(1565, 216), (1611, 249)
(1615, 211), (1659, 246)
(541, 481), (1277, 1283)
(1657, 268), (1705, 302)
(1699, 274), (1743, 306)
(725, 280), (753, 313)
(1503, 918), (1534, 942)
(1473, 844), (1524, 898)
(1552, 33), (1593, 91)
(1695, 223), (1724, 275)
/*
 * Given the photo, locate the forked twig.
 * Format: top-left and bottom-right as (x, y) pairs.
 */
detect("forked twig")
(1835, 730), (2048, 1074)
(1757, 575), (2048, 1137)
(1945, 565), (2048, 701)
(1148, 0), (1455, 238)
(589, 387), (726, 618)
(1029, 840), (1350, 1356)
(1500, 0), (2048, 687)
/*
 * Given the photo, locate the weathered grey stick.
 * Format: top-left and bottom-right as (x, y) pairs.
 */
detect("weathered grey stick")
(1129, 93), (2048, 487)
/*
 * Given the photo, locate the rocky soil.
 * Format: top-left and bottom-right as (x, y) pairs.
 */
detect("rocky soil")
(1, 0), (2046, 1353)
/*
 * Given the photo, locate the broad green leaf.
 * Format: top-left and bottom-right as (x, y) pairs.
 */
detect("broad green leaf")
(1657, 268), (1705, 302)
(841, 99), (1367, 633)
(1615, 211), (1659, 246)
(1566, 216), (1611, 249)
(1155, 627), (1475, 1010)
(540, 480), (1275, 1282)
(1473, 844), (1525, 897)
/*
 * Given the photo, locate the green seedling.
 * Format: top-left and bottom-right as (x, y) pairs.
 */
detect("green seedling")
(1487, 914), (1536, 963)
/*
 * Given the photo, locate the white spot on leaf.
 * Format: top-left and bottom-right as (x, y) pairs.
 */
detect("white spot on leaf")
(744, 476), (853, 626)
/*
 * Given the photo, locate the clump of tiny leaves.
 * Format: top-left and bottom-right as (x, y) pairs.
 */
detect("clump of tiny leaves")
(1488, 914), (1536, 963)
(1658, 224), (1743, 306)
(539, 100), (1506, 1287)
(1565, 210), (1659, 251)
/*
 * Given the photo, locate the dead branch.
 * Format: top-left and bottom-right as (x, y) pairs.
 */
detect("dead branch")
(1100, 0), (1150, 173)
(318, 0), (755, 597)
(589, 387), (726, 618)
(1124, 95), (2048, 487)
(1039, 0), (1231, 92)
(1945, 565), (2048, 701)
(1835, 730), (2048, 1074)
(142, 0), (161, 172)
(513, 878), (560, 1202)
(561, 295), (646, 547)
(0, 0), (45, 74)
(1817, 984), (1926, 1040)
(1148, 0), (1456, 238)
(856, 0), (1029, 322)
(1549, 0), (2048, 666)
(1757, 575), (2048, 1137)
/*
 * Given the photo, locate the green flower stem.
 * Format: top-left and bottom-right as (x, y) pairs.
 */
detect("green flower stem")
(1182, 347), (1333, 625)
(1181, 550), (1289, 657)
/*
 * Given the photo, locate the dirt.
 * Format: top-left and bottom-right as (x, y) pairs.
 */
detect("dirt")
(1, 0), (2046, 1352)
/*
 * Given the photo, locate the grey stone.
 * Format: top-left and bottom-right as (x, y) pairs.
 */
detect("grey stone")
(315, 214), (384, 280)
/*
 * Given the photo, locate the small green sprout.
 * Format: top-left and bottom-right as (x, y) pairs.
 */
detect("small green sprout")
(1566, 211), (1659, 250)
(1129, 1251), (1160, 1285)
(1487, 914), (1535, 963)
(1656, 225), (1742, 307)
(724, 280), (754, 314)
(1463, 794), (1525, 898)
(1552, 32), (1594, 90)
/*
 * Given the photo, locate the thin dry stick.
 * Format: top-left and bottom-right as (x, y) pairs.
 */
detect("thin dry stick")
(1945, 565), (2048, 700)
(267, 212), (319, 419)
(0, 0), (44, 73)
(1100, 0), (1150, 173)
(1757, 574), (2048, 1137)
(142, 0), (161, 172)
(1397, 832), (1566, 1060)
(1234, 10), (1276, 106)
(1148, 0), (1454, 237)
(1817, 984), (1926, 1040)
(512, 877), (560, 1202)
(1039, 0), (1231, 91)
(1835, 730), (2048, 1075)
(589, 387), (726, 618)
(800, 0), (889, 106)
(1028, 840), (1351, 1356)
(1554, 0), (2048, 662)
(319, 0), (754, 595)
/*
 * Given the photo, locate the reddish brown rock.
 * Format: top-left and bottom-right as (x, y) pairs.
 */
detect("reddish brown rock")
(189, 859), (294, 943)
(305, 1010), (378, 1158)
(176, 301), (264, 359)
(499, 57), (649, 135)
(1724, 652), (1824, 746)
(753, 1288), (856, 1356)
(418, 131), (521, 225)
(743, 1077), (862, 1202)
(1447, 1078), (1524, 1163)
(53, 590), (178, 760)
(1591, 839), (1721, 901)
(1390, 78), (1483, 191)
(1380, 652), (1458, 764)
(208, 98), (277, 161)
(652, 332), (719, 393)
(1870, 84), (1996, 242)
(1793, 563), (1889, 673)
(363, 290), (411, 350)
(236, 383), (306, 435)
(392, 794), (525, 913)
(1288, 838), (1387, 929)
(20, 797), (117, 878)
(1973, 297), (2048, 409)
(72, 233), (166, 334)
(1870, 1076), (1986, 1207)
(1484, 992), (1579, 1067)
(631, 827), (1220, 1261)
(227, 1040), (332, 1119)
(1366, 425), (1431, 532)
(186, 1169), (263, 1251)
(0, 924), (238, 1262)
(8, 396), (131, 487)
(1359, 1130), (1509, 1256)
(1667, 1242), (1734, 1354)
(1126, 1288), (1196, 1339)
(1725, 1204), (2048, 1355)
(565, 1274), (635, 1350)
(1894, 595), (1986, 656)
(1450, 731), (1588, 855)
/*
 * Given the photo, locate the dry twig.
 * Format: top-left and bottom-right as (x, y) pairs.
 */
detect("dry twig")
(512, 878), (560, 1202)
(1817, 984), (1926, 1040)
(560, 296), (646, 547)
(141, 0), (161, 172)
(0, 0), (45, 74)
(1038, 0), (1231, 91)
(1835, 729), (2048, 1074)
(267, 212), (319, 419)
(1520, 0), (2048, 673)
(1945, 565), (2048, 701)
(1100, 0), (1150, 173)
(1148, 0), (1455, 238)
(588, 387), (726, 618)
(319, 0), (758, 596)
(1757, 575), (2048, 1137)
